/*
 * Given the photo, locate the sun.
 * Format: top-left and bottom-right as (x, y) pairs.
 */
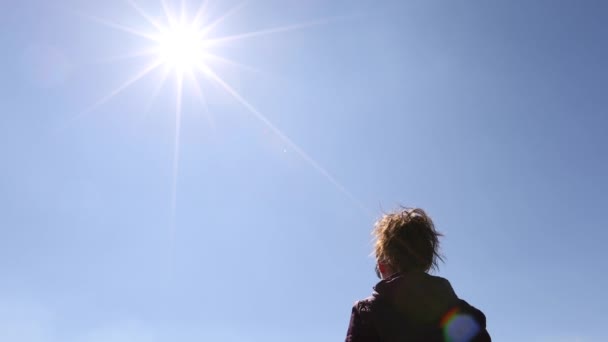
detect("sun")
(156, 23), (208, 73)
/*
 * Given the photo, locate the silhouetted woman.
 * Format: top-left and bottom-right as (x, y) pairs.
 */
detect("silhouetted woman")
(346, 208), (491, 342)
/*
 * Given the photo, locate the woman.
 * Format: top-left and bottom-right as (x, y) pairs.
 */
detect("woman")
(346, 208), (491, 342)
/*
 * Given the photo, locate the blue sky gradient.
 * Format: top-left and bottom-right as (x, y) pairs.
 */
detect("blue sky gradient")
(1, 0), (607, 341)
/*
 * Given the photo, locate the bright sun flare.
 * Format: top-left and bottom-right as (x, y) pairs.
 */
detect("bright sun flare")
(81, 0), (369, 219)
(157, 24), (207, 72)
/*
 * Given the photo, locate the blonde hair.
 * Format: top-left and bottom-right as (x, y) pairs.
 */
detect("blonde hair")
(373, 207), (444, 272)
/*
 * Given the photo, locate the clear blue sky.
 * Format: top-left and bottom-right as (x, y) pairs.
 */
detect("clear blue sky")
(1, 0), (607, 341)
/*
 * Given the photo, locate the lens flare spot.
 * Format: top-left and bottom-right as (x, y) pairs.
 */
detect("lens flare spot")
(443, 312), (480, 342)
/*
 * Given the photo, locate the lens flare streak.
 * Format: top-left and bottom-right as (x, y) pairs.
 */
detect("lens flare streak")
(81, 59), (163, 118)
(196, 64), (370, 214)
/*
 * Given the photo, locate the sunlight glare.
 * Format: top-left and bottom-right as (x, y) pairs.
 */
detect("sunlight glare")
(157, 24), (207, 73)
(78, 0), (371, 223)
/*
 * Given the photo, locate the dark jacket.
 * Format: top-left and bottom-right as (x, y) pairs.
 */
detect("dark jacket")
(346, 272), (491, 342)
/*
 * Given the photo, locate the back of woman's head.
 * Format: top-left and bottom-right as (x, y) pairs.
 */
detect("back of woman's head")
(373, 207), (444, 273)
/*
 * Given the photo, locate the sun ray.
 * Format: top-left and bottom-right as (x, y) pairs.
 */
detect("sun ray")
(200, 1), (249, 36)
(179, 0), (187, 23)
(202, 52), (260, 74)
(191, 0), (210, 28)
(82, 59), (163, 117)
(142, 65), (172, 116)
(203, 20), (329, 46)
(197, 64), (371, 215)
(170, 72), (184, 249)
(89, 48), (159, 65)
(187, 71), (215, 128)
(161, 0), (178, 27)
(167, 71), (184, 273)
(126, 0), (165, 32)
(77, 11), (160, 41)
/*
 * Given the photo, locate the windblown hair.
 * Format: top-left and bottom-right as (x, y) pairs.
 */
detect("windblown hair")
(373, 207), (444, 273)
